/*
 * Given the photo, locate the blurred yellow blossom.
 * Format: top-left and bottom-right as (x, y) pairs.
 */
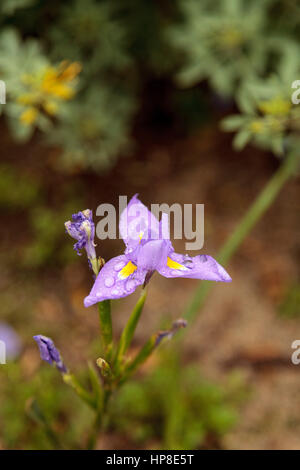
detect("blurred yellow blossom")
(249, 119), (265, 134)
(43, 100), (59, 115)
(20, 107), (38, 125)
(258, 96), (291, 116)
(218, 27), (244, 50)
(17, 61), (81, 126)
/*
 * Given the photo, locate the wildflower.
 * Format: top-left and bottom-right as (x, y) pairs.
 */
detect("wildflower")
(219, 27), (244, 50)
(65, 209), (99, 275)
(33, 335), (67, 373)
(40, 63), (79, 100)
(258, 96), (291, 116)
(18, 61), (81, 125)
(84, 195), (231, 307)
(249, 119), (265, 134)
(20, 107), (38, 125)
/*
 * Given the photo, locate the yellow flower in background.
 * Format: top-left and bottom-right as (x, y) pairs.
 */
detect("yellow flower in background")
(43, 100), (59, 115)
(17, 61), (81, 126)
(41, 62), (81, 100)
(20, 107), (38, 125)
(258, 96), (291, 116)
(218, 27), (244, 50)
(249, 119), (265, 134)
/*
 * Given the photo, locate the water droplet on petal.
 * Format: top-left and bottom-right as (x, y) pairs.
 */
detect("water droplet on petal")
(112, 287), (121, 296)
(183, 255), (193, 268)
(104, 277), (115, 288)
(114, 261), (126, 272)
(126, 279), (136, 292)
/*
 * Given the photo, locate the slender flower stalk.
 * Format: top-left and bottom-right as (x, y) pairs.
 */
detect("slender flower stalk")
(119, 319), (187, 385)
(184, 150), (299, 324)
(98, 300), (113, 359)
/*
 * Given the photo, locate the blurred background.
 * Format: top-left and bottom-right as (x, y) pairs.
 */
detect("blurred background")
(0, 0), (299, 450)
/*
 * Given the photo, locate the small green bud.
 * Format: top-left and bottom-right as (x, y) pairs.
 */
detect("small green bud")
(96, 357), (111, 377)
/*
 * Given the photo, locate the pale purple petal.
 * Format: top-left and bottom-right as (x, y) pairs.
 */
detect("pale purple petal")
(119, 194), (160, 248)
(157, 253), (232, 282)
(65, 209), (96, 261)
(134, 239), (170, 272)
(0, 323), (22, 360)
(84, 255), (147, 306)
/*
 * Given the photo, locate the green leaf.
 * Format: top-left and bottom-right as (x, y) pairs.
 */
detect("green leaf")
(236, 88), (255, 114)
(26, 398), (64, 449)
(221, 114), (246, 131)
(115, 288), (147, 369)
(233, 128), (252, 150)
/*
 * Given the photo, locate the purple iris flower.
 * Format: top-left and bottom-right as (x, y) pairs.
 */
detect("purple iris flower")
(33, 335), (67, 374)
(84, 195), (231, 307)
(65, 209), (98, 274)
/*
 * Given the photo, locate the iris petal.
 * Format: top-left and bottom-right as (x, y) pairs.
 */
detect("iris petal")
(158, 253), (232, 282)
(119, 194), (160, 247)
(84, 255), (147, 306)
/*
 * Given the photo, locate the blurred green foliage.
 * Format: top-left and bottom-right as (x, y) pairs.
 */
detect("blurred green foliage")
(168, 0), (272, 96)
(0, 362), (93, 449)
(222, 43), (300, 155)
(0, 0), (299, 168)
(0, 356), (248, 449)
(279, 283), (300, 318)
(109, 354), (248, 449)
(22, 202), (81, 268)
(0, 0), (36, 16)
(0, 164), (40, 209)
(0, 164), (83, 268)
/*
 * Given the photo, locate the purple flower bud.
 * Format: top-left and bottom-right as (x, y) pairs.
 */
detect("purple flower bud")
(33, 335), (67, 374)
(155, 318), (187, 346)
(65, 209), (98, 274)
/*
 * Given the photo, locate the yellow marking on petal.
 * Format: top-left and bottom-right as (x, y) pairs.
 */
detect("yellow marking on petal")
(167, 257), (188, 271)
(139, 231), (144, 243)
(119, 261), (137, 279)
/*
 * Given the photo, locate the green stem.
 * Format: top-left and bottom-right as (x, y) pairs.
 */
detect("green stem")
(86, 408), (103, 450)
(63, 373), (96, 409)
(114, 288), (147, 370)
(98, 300), (113, 358)
(27, 398), (65, 449)
(185, 150), (299, 323)
(86, 387), (112, 450)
